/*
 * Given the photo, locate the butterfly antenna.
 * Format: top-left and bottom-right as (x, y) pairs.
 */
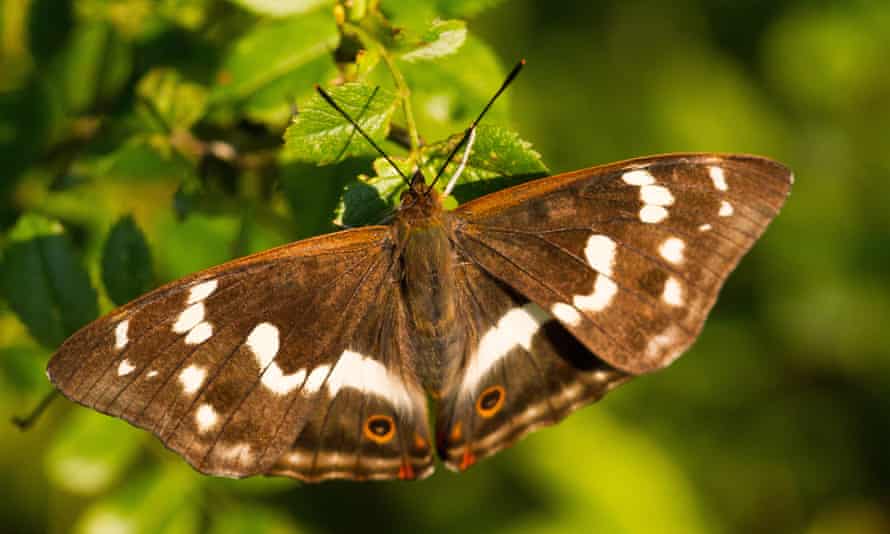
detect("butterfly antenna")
(426, 58), (526, 194)
(314, 85), (410, 184)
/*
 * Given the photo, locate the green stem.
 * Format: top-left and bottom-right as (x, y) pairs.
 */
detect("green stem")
(343, 22), (421, 156)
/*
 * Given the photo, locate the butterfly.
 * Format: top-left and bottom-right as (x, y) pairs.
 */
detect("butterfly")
(46, 61), (792, 482)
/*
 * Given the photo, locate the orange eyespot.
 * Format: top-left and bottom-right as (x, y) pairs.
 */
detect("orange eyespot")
(364, 414), (396, 444)
(475, 385), (505, 418)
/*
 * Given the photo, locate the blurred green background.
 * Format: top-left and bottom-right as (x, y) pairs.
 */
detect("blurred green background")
(2, 1), (890, 533)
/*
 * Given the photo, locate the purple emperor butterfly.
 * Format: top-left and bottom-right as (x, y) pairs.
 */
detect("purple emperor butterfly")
(47, 61), (792, 482)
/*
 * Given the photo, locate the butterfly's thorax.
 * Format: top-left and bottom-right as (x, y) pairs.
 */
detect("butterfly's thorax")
(394, 185), (465, 393)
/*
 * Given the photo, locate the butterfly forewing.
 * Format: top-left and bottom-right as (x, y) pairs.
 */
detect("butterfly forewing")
(47, 227), (433, 481)
(453, 154), (792, 374)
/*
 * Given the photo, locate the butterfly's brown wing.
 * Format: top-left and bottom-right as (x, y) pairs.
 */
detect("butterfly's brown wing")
(437, 153), (791, 468)
(47, 227), (433, 482)
(436, 259), (630, 470)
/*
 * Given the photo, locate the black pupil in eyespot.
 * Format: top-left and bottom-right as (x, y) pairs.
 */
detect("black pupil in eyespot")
(481, 389), (501, 410)
(369, 418), (391, 436)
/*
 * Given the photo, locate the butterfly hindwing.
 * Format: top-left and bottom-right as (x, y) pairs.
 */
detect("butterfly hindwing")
(453, 153), (792, 374)
(267, 278), (433, 481)
(436, 258), (629, 470)
(47, 228), (433, 481)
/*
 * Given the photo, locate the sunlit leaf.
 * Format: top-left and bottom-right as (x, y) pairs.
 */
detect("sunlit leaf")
(102, 215), (154, 306)
(227, 0), (332, 17)
(211, 10), (339, 104)
(44, 20), (132, 114)
(423, 124), (548, 201)
(0, 214), (98, 348)
(400, 19), (467, 63)
(283, 83), (398, 164)
(242, 53), (337, 127)
(401, 36), (509, 140)
(137, 68), (209, 130)
(78, 138), (192, 183)
(45, 410), (144, 495)
(436, 0), (508, 17)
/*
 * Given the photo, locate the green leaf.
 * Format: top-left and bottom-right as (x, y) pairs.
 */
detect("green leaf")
(101, 215), (154, 306)
(227, 0), (333, 17)
(333, 157), (409, 227)
(45, 410), (144, 495)
(137, 68), (209, 130)
(423, 124), (548, 202)
(283, 82), (398, 164)
(208, 504), (300, 534)
(211, 10), (339, 105)
(1, 214), (98, 348)
(400, 19), (467, 63)
(280, 157), (375, 238)
(154, 212), (240, 280)
(436, 0), (508, 17)
(72, 464), (201, 534)
(45, 20), (132, 115)
(330, 125), (546, 226)
(0, 346), (50, 395)
(242, 53), (337, 127)
(78, 137), (193, 183)
(401, 36), (510, 140)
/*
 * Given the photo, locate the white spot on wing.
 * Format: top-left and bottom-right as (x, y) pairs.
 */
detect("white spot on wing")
(188, 280), (218, 304)
(173, 303), (205, 334)
(463, 303), (551, 392)
(640, 185), (675, 206)
(246, 323), (280, 368)
(262, 366), (306, 396)
(179, 364), (206, 394)
(217, 442), (252, 462)
(185, 321), (213, 345)
(624, 169), (674, 224)
(326, 350), (414, 410)
(709, 166), (728, 191)
(646, 325), (685, 364)
(658, 237), (685, 265)
(117, 359), (135, 376)
(622, 169), (655, 186)
(639, 205), (668, 223)
(246, 323), (309, 395)
(719, 200), (734, 217)
(195, 403), (218, 432)
(551, 302), (581, 326)
(573, 275), (618, 312)
(147, 370), (158, 378)
(114, 320), (129, 350)
(662, 277), (684, 306)
(303, 365), (331, 394)
(584, 234), (616, 276)
(699, 223), (712, 232)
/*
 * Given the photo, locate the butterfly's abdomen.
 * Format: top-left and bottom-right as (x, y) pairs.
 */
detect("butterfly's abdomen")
(398, 221), (464, 393)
